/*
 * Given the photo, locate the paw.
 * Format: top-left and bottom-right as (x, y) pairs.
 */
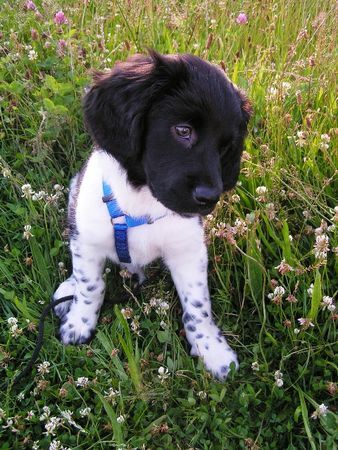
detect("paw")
(59, 312), (97, 345)
(53, 276), (76, 319)
(190, 330), (238, 380)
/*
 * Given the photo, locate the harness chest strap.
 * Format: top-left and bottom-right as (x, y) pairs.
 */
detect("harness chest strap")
(102, 180), (152, 264)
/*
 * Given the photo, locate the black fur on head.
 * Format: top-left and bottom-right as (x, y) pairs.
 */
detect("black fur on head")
(83, 50), (252, 215)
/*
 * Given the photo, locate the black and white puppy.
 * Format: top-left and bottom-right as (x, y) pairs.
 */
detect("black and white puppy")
(53, 51), (252, 379)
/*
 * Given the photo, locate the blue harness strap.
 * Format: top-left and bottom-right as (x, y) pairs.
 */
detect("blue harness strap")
(102, 181), (149, 263)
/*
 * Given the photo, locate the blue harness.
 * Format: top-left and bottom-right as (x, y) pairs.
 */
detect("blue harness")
(102, 181), (154, 264)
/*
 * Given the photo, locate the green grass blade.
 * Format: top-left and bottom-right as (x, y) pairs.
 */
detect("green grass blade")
(296, 387), (316, 450)
(115, 306), (143, 394)
(308, 270), (322, 321)
(96, 392), (124, 445)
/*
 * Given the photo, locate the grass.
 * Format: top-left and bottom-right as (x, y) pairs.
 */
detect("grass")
(0, 0), (337, 448)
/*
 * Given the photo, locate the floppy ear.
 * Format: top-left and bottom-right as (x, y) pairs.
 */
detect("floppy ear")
(221, 89), (252, 191)
(83, 51), (187, 175)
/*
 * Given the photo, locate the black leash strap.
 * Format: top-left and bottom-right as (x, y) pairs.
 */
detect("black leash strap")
(11, 295), (74, 386)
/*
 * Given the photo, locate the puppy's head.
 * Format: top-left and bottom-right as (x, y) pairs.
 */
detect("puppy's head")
(84, 51), (252, 215)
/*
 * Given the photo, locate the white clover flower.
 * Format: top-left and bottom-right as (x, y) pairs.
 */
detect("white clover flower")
(53, 184), (64, 191)
(158, 366), (170, 383)
(234, 218), (248, 236)
(266, 86), (278, 99)
(307, 283), (314, 296)
(7, 317), (18, 326)
(44, 416), (62, 436)
(121, 307), (133, 319)
(320, 134), (330, 143)
(321, 296), (334, 310)
(297, 317), (314, 329)
(275, 259), (294, 275)
(60, 409), (85, 432)
(245, 212), (256, 224)
(21, 183), (34, 198)
(266, 203), (276, 220)
(49, 440), (61, 450)
(130, 318), (141, 335)
(76, 377), (90, 388)
(143, 302), (151, 315)
(32, 441), (39, 450)
(282, 81), (291, 92)
(32, 190), (48, 201)
(197, 391), (207, 399)
(231, 194), (240, 203)
(313, 234), (330, 259)
(116, 414), (125, 424)
(318, 404), (329, 415)
(320, 142), (329, 150)
(150, 298), (160, 308)
(79, 407), (91, 417)
(104, 387), (119, 404)
(8, 317), (22, 337)
(294, 328), (300, 334)
(28, 49), (38, 60)
(39, 406), (51, 421)
(256, 186), (267, 195)
(26, 410), (35, 420)
(37, 361), (50, 375)
(274, 286), (285, 297)
(17, 392), (25, 401)
(157, 301), (170, 315)
(58, 261), (68, 275)
(302, 210), (311, 219)
(256, 186), (268, 202)
(275, 378), (284, 387)
(251, 361), (260, 371)
(274, 370), (283, 380)
(2, 418), (19, 432)
(295, 130), (307, 147)
(1, 167), (11, 178)
(23, 224), (34, 240)
(311, 403), (329, 419)
(49, 439), (71, 450)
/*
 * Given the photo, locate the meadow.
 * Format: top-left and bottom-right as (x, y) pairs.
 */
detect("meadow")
(0, 0), (337, 448)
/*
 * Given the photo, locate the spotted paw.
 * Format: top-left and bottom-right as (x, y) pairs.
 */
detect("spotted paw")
(190, 329), (238, 380)
(59, 313), (97, 345)
(53, 276), (76, 319)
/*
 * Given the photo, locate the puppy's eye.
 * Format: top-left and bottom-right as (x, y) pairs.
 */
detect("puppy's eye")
(175, 125), (192, 140)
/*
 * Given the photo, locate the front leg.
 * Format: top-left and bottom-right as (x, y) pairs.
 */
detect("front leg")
(164, 242), (238, 380)
(59, 242), (106, 344)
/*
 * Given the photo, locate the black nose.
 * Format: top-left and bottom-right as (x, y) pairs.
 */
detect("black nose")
(193, 185), (220, 206)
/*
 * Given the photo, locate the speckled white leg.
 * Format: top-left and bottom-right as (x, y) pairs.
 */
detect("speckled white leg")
(165, 244), (238, 379)
(57, 241), (106, 344)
